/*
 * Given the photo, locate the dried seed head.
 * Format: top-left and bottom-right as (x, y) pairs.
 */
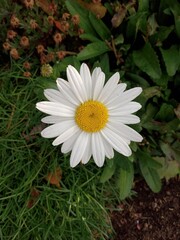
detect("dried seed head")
(47, 16), (54, 25)
(36, 44), (45, 54)
(40, 53), (48, 64)
(23, 71), (31, 77)
(46, 52), (55, 62)
(3, 42), (11, 51)
(41, 64), (53, 77)
(10, 15), (20, 28)
(62, 13), (70, 21)
(53, 32), (62, 44)
(10, 48), (20, 59)
(57, 51), (66, 60)
(20, 36), (30, 48)
(71, 15), (80, 25)
(7, 30), (17, 39)
(30, 19), (38, 29)
(24, 0), (34, 9)
(92, 0), (101, 3)
(23, 61), (31, 69)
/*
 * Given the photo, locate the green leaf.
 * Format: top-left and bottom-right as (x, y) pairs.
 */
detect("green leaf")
(80, 33), (100, 42)
(133, 42), (162, 79)
(77, 41), (110, 61)
(160, 45), (180, 76)
(100, 159), (116, 183)
(65, 0), (97, 36)
(126, 12), (148, 40)
(138, 0), (149, 12)
(88, 12), (111, 40)
(138, 150), (162, 192)
(117, 161), (134, 200)
(155, 103), (175, 121)
(154, 157), (180, 181)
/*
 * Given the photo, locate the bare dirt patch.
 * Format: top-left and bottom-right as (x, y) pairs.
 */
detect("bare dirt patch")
(111, 177), (180, 240)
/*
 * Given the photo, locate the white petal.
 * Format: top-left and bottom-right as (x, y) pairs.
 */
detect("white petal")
(107, 122), (143, 142)
(36, 101), (75, 117)
(101, 127), (132, 157)
(44, 89), (75, 108)
(92, 132), (105, 167)
(61, 130), (81, 153)
(109, 102), (142, 115)
(41, 120), (74, 138)
(70, 131), (89, 168)
(104, 83), (127, 106)
(52, 125), (79, 146)
(41, 115), (73, 124)
(97, 72), (120, 103)
(67, 65), (87, 102)
(81, 134), (92, 164)
(109, 115), (140, 124)
(92, 72), (105, 100)
(56, 78), (80, 105)
(120, 87), (142, 104)
(80, 63), (92, 99)
(101, 136), (114, 159)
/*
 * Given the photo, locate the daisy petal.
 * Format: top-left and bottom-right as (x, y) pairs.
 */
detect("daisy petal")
(56, 78), (79, 105)
(36, 101), (74, 117)
(52, 125), (79, 146)
(92, 132), (105, 167)
(41, 120), (74, 138)
(98, 72), (120, 103)
(107, 122), (143, 142)
(102, 136), (114, 159)
(109, 115), (140, 124)
(120, 87), (142, 103)
(70, 132), (89, 168)
(80, 63), (92, 99)
(81, 134), (92, 164)
(44, 89), (75, 108)
(41, 116), (63, 124)
(61, 131), (81, 154)
(93, 72), (105, 100)
(67, 65), (87, 102)
(101, 127), (132, 157)
(109, 102), (142, 115)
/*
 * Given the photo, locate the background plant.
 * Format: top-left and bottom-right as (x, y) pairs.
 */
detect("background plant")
(0, 0), (180, 239)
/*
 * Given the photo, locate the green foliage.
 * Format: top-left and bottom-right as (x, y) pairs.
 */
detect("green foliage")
(133, 42), (162, 79)
(1, 0), (180, 238)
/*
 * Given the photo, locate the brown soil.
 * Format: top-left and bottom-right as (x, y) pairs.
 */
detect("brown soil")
(111, 177), (180, 240)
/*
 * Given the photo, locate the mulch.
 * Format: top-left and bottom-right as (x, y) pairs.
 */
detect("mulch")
(111, 177), (180, 240)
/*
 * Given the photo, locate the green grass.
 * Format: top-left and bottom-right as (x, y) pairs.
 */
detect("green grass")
(0, 68), (117, 240)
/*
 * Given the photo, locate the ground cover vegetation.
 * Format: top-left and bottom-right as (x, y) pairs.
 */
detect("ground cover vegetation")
(0, 0), (179, 239)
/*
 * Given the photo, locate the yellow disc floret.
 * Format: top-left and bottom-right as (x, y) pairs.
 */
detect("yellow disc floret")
(75, 100), (109, 133)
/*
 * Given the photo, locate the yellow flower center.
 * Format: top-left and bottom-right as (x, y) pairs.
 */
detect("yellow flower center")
(75, 100), (109, 133)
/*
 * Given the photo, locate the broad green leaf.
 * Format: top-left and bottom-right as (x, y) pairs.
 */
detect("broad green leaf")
(88, 12), (111, 40)
(138, 151), (162, 192)
(80, 33), (100, 42)
(154, 157), (180, 181)
(126, 12), (148, 40)
(65, 0), (97, 36)
(155, 103), (175, 121)
(117, 161), (134, 200)
(138, 0), (149, 11)
(137, 150), (162, 169)
(126, 73), (150, 88)
(77, 41), (110, 61)
(160, 45), (180, 76)
(143, 86), (161, 99)
(156, 25), (174, 42)
(133, 42), (162, 79)
(100, 159), (116, 183)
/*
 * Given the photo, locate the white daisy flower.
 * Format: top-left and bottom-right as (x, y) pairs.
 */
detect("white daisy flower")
(36, 63), (143, 167)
